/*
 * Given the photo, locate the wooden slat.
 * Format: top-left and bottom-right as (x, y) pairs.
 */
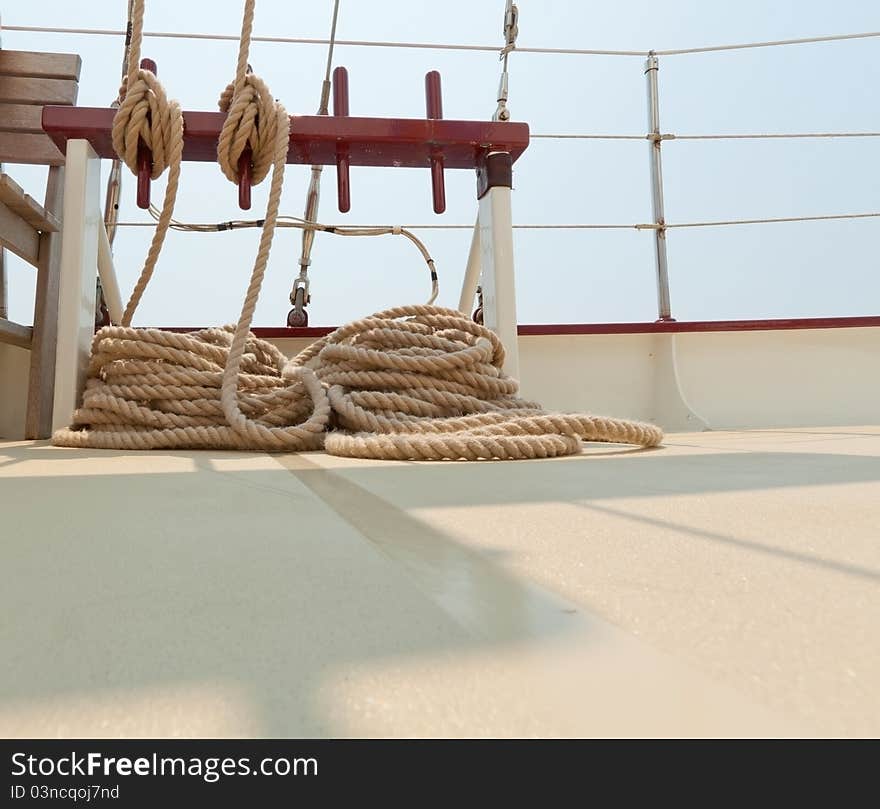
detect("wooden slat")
(0, 317), (33, 350)
(0, 199), (40, 264)
(0, 246), (6, 320)
(26, 166), (65, 438)
(0, 174), (60, 231)
(0, 50), (82, 81)
(0, 103), (44, 133)
(0, 76), (78, 106)
(0, 132), (66, 166)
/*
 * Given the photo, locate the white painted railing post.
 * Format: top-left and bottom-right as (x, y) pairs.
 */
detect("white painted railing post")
(477, 151), (520, 380)
(457, 218), (481, 316)
(52, 139), (101, 432)
(97, 221), (124, 324)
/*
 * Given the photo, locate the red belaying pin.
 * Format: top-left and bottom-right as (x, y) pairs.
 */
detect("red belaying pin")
(333, 66), (351, 213)
(425, 70), (446, 214)
(135, 58), (157, 209)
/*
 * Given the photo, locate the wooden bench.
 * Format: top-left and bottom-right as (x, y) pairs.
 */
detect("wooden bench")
(0, 49), (81, 438)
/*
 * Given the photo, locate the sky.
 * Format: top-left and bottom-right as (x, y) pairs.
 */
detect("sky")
(2, 0), (880, 327)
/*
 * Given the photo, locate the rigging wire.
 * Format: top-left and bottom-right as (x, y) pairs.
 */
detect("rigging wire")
(664, 211), (880, 229)
(6, 23), (880, 58)
(0, 24), (645, 55)
(532, 132), (880, 141)
(291, 0), (342, 325)
(95, 0), (138, 328)
(116, 210), (880, 233)
(145, 205), (439, 303)
(493, 1), (518, 121)
(10, 14), (878, 314)
(654, 30), (880, 56)
(103, 0), (137, 248)
(320, 0), (341, 109)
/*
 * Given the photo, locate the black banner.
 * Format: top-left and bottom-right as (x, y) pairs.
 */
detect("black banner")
(0, 738), (864, 804)
(2, 740), (579, 805)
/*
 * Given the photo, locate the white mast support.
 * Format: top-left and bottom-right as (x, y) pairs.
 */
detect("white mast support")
(457, 219), (481, 314)
(477, 151), (519, 379)
(52, 139), (101, 432)
(645, 52), (673, 321)
(97, 221), (124, 324)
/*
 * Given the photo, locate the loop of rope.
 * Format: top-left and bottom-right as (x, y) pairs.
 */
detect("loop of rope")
(217, 72), (284, 185)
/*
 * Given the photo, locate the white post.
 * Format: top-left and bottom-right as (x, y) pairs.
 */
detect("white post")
(457, 218), (481, 315)
(52, 140), (101, 432)
(477, 153), (519, 379)
(97, 221), (124, 324)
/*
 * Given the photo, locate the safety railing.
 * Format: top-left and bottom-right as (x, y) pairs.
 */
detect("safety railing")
(4, 22), (880, 323)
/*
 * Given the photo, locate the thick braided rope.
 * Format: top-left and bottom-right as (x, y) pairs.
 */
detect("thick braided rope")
(110, 0), (184, 325)
(54, 306), (663, 458)
(308, 306), (662, 460)
(209, 0), (325, 451)
(52, 325), (329, 450)
(216, 0), (283, 185)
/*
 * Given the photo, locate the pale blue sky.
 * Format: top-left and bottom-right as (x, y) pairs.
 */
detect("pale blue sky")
(3, 0), (879, 326)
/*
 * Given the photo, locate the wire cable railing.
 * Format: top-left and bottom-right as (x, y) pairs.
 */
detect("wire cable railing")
(532, 132), (880, 140)
(4, 18), (879, 321)
(4, 23), (880, 58)
(114, 211), (880, 231)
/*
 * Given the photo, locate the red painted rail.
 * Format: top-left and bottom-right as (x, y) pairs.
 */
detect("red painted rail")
(154, 316), (880, 340)
(514, 316), (880, 335)
(42, 107), (530, 170)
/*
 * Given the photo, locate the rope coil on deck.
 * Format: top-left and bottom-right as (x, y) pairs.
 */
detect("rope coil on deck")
(53, 306), (662, 458)
(52, 0), (663, 460)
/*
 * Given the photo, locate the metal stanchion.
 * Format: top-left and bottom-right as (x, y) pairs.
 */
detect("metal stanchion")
(645, 52), (674, 321)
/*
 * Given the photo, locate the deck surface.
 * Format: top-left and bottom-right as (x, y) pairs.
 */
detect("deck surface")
(1, 427), (878, 738)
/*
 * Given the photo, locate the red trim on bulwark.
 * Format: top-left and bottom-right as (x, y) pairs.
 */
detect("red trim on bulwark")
(516, 316), (880, 335)
(252, 327), (336, 338)
(158, 316), (880, 339)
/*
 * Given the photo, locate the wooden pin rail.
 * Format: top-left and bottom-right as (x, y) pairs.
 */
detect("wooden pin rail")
(42, 63), (529, 214)
(42, 107), (529, 170)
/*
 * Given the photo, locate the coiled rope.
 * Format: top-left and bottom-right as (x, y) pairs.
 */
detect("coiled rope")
(53, 0), (663, 460)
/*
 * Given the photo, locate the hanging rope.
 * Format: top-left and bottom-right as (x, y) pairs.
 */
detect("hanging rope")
(216, 6), (286, 187)
(205, 0), (318, 450)
(53, 0), (663, 460)
(110, 0), (184, 326)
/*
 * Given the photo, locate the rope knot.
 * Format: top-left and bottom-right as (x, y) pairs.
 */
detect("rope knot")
(217, 72), (285, 186)
(111, 67), (181, 179)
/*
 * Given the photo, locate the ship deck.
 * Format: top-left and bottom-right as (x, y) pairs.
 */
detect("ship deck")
(2, 426), (878, 738)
